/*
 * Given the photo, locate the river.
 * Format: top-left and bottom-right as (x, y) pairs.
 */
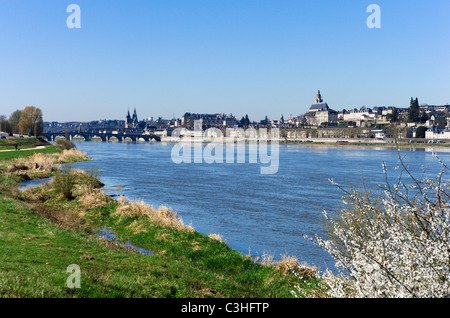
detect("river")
(71, 141), (450, 271)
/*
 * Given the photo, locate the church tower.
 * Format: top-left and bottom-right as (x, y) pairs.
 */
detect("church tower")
(126, 108), (139, 129)
(132, 108), (138, 127)
(313, 90), (323, 104)
(126, 109), (132, 128)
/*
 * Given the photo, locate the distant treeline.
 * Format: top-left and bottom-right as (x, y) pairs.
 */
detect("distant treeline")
(0, 106), (44, 136)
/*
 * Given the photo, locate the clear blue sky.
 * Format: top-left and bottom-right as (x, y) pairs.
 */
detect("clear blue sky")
(0, 0), (449, 122)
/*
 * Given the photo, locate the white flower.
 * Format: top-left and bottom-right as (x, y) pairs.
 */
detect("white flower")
(294, 155), (450, 298)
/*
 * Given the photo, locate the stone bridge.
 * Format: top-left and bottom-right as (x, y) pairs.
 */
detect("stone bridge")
(41, 131), (161, 143)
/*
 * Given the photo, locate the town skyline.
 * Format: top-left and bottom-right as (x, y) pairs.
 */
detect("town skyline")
(41, 94), (449, 125)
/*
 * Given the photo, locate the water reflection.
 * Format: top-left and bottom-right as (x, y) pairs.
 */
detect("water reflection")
(19, 177), (53, 191)
(94, 228), (153, 256)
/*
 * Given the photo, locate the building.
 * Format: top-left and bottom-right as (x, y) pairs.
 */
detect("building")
(126, 108), (139, 129)
(222, 115), (239, 127)
(371, 129), (385, 139)
(304, 90), (338, 126)
(425, 115), (436, 127)
(420, 105), (436, 114)
(182, 113), (238, 128)
(426, 118), (450, 139)
(339, 106), (376, 126)
(435, 105), (450, 113)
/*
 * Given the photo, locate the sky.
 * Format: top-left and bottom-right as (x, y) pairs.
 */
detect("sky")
(0, 0), (449, 123)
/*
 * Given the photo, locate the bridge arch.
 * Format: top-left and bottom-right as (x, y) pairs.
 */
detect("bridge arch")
(79, 134), (91, 141)
(54, 135), (68, 141)
(123, 136), (136, 142)
(138, 136), (149, 142)
(71, 134), (88, 141)
(90, 135), (108, 142)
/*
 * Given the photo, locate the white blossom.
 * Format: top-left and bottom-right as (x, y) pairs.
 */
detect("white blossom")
(298, 155), (450, 298)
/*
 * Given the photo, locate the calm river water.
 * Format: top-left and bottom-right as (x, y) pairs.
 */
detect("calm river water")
(71, 141), (450, 271)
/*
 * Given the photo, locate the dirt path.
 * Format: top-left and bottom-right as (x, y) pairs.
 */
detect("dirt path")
(0, 145), (47, 152)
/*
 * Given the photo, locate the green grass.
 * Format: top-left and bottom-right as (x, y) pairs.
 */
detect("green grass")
(0, 145), (61, 161)
(0, 196), (303, 298)
(0, 149), (321, 298)
(0, 143), (62, 197)
(88, 202), (292, 297)
(0, 137), (57, 154)
(0, 198), (185, 297)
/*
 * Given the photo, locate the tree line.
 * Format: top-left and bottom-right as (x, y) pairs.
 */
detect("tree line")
(0, 106), (44, 136)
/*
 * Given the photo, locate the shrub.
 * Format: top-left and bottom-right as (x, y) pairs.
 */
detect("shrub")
(304, 154), (450, 298)
(52, 164), (76, 200)
(51, 165), (103, 202)
(415, 126), (427, 139)
(55, 138), (75, 150)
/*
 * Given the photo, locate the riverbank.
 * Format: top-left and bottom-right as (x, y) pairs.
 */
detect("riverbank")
(280, 138), (450, 148)
(0, 140), (320, 298)
(159, 134), (449, 148)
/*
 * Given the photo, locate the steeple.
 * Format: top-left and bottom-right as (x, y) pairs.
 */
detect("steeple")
(132, 107), (138, 124)
(313, 90), (323, 104)
(126, 108), (133, 128)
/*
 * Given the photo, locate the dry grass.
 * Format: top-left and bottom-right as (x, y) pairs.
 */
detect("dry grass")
(259, 251), (318, 278)
(77, 187), (111, 209)
(53, 149), (88, 163)
(21, 184), (48, 201)
(113, 197), (194, 232)
(7, 149), (87, 171)
(6, 153), (54, 174)
(208, 232), (226, 243)
(260, 251), (275, 266)
(72, 174), (110, 209)
(126, 219), (149, 234)
(3, 149), (88, 181)
(31, 202), (87, 231)
(279, 257), (318, 279)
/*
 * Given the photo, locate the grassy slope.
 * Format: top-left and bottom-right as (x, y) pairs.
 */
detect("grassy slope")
(0, 198), (141, 298)
(0, 137), (47, 147)
(0, 137), (61, 160)
(0, 141), (319, 298)
(0, 198), (294, 298)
